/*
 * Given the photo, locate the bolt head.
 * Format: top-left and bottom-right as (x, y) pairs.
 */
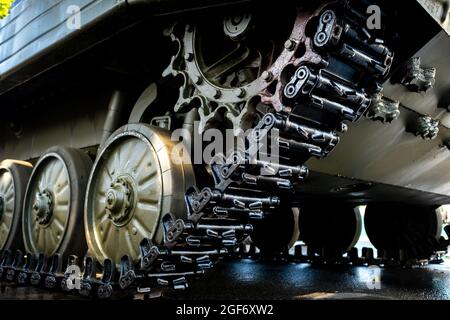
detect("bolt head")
(184, 52), (194, 62)
(284, 39), (296, 51)
(106, 191), (115, 207)
(234, 88), (246, 98)
(194, 75), (203, 85)
(213, 89), (222, 99)
(261, 71), (273, 82)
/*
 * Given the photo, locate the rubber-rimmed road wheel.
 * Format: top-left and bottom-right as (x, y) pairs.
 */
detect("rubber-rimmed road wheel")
(251, 206), (299, 256)
(364, 203), (442, 260)
(22, 147), (92, 260)
(0, 160), (32, 251)
(299, 203), (362, 256)
(84, 123), (195, 264)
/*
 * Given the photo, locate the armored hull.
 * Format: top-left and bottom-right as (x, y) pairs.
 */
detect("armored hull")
(0, 0), (449, 297)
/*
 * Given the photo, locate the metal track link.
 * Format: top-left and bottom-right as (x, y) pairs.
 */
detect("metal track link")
(0, 3), (447, 299)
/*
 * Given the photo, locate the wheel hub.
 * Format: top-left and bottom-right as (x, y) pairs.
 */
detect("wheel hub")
(33, 189), (53, 226)
(223, 13), (252, 40)
(105, 176), (135, 226)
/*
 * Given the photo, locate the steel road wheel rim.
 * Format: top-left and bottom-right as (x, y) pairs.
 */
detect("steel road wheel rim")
(85, 132), (163, 263)
(23, 153), (71, 256)
(0, 168), (15, 249)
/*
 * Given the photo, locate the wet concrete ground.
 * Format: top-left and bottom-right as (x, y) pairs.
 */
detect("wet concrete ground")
(1, 258), (450, 300)
(168, 259), (450, 300)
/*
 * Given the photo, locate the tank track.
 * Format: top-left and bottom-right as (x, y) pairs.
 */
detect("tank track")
(0, 2), (449, 299)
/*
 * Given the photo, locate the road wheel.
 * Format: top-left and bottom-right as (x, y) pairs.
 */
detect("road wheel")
(84, 123), (195, 264)
(365, 203), (442, 260)
(22, 147), (92, 260)
(0, 160), (32, 251)
(299, 203), (362, 257)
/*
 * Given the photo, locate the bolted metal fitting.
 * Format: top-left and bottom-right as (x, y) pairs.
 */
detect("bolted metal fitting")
(261, 71), (273, 82)
(366, 93), (400, 123)
(194, 75), (203, 85)
(33, 190), (53, 225)
(233, 88), (246, 98)
(105, 176), (134, 225)
(223, 13), (252, 41)
(184, 52), (194, 62)
(213, 89), (222, 99)
(284, 39), (296, 51)
(412, 115), (439, 140)
(400, 57), (436, 93)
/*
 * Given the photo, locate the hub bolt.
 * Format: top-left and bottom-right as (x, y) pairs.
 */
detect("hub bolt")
(261, 71), (273, 82)
(234, 88), (246, 98)
(213, 89), (222, 99)
(194, 75), (203, 85)
(33, 190), (53, 225)
(284, 39), (296, 51)
(105, 176), (134, 226)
